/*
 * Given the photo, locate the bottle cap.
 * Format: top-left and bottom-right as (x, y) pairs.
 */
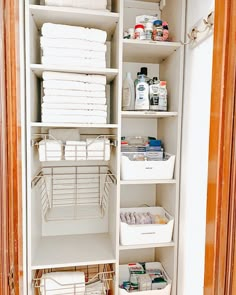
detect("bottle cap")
(153, 77), (158, 81)
(160, 81), (167, 86)
(135, 24), (145, 30)
(140, 67), (148, 76)
(153, 20), (163, 26)
(162, 21), (168, 27)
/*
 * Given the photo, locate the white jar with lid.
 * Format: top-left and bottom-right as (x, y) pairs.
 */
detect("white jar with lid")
(145, 22), (153, 40)
(135, 24), (145, 40)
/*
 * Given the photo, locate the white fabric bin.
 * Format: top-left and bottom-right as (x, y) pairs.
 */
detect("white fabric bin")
(120, 207), (174, 245)
(119, 263), (171, 295)
(121, 153), (175, 180)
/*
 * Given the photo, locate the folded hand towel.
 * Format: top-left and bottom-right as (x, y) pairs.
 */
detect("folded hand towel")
(42, 109), (107, 117)
(87, 138), (110, 160)
(49, 128), (80, 141)
(42, 115), (107, 124)
(65, 141), (87, 160)
(45, 0), (107, 10)
(43, 47), (106, 60)
(42, 56), (106, 68)
(40, 37), (107, 52)
(43, 71), (106, 85)
(42, 103), (107, 111)
(42, 23), (107, 44)
(38, 140), (62, 161)
(44, 89), (106, 98)
(43, 80), (106, 92)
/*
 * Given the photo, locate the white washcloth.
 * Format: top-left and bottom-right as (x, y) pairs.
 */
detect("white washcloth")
(42, 115), (107, 124)
(43, 71), (106, 85)
(40, 37), (107, 52)
(49, 128), (80, 141)
(38, 140), (62, 161)
(43, 47), (106, 60)
(42, 109), (107, 117)
(45, 0), (107, 10)
(42, 56), (106, 68)
(43, 80), (106, 92)
(44, 89), (106, 98)
(42, 103), (107, 111)
(42, 23), (107, 44)
(40, 271), (85, 295)
(87, 138), (110, 161)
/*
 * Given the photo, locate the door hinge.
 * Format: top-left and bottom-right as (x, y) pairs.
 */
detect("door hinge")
(8, 267), (15, 294)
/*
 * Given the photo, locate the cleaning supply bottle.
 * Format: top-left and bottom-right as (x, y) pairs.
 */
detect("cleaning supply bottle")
(122, 72), (135, 111)
(150, 77), (160, 110)
(135, 74), (149, 110)
(134, 72), (141, 88)
(158, 81), (168, 111)
(140, 67), (151, 84)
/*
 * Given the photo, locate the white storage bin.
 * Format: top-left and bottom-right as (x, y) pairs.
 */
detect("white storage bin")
(120, 153), (175, 180)
(119, 263), (171, 295)
(120, 207), (174, 245)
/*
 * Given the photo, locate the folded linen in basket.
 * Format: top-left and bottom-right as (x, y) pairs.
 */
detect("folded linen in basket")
(43, 80), (106, 92)
(40, 37), (107, 52)
(42, 109), (107, 117)
(42, 103), (107, 111)
(42, 56), (106, 68)
(43, 47), (106, 60)
(65, 141), (87, 160)
(42, 115), (107, 124)
(44, 89), (106, 98)
(42, 23), (107, 44)
(43, 71), (106, 85)
(45, 0), (107, 10)
(40, 271), (85, 295)
(38, 140), (62, 161)
(86, 138), (110, 161)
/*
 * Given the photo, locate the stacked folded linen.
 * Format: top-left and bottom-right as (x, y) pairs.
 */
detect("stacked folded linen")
(41, 23), (107, 68)
(40, 271), (85, 295)
(45, 0), (108, 10)
(38, 140), (62, 161)
(87, 138), (110, 161)
(42, 71), (108, 124)
(65, 141), (86, 160)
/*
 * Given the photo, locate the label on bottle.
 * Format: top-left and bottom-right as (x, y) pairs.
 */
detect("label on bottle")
(135, 82), (149, 110)
(158, 88), (167, 111)
(150, 84), (159, 110)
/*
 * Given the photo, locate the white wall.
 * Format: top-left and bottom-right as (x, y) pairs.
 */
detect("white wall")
(178, 0), (214, 294)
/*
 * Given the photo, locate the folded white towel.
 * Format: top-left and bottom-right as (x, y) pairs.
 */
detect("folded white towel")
(43, 80), (106, 92)
(65, 141), (86, 160)
(43, 71), (106, 85)
(87, 138), (110, 160)
(38, 140), (62, 161)
(42, 56), (106, 68)
(49, 128), (80, 141)
(40, 37), (107, 52)
(44, 89), (106, 98)
(42, 103), (107, 111)
(45, 0), (107, 10)
(42, 115), (107, 124)
(43, 47), (106, 60)
(40, 271), (85, 295)
(42, 109), (107, 117)
(42, 23), (107, 44)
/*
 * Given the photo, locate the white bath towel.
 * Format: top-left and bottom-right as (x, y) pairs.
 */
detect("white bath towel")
(43, 47), (106, 60)
(42, 23), (107, 44)
(42, 56), (106, 68)
(44, 89), (106, 98)
(38, 140), (62, 161)
(40, 271), (85, 295)
(45, 0), (107, 10)
(42, 103), (107, 111)
(43, 96), (106, 105)
(42, 115), (107, 124)
(43, 80), (106, 92)
(49, 128), (80, 141)
(40, 37), (107, 52)
(43, 71), (106, 85)
(42, 109), (107, 117)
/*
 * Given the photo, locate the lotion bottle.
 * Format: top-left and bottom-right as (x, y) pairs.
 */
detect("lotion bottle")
(122, 72), (135, 111)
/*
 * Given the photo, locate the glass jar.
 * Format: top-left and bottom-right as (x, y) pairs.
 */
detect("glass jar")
(135, 24), (145, 40)
(153, 20), (163, 41)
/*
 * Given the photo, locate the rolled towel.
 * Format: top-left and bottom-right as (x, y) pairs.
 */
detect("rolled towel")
(41, 23), (107, 44)
(43, 71), (106, 85)
(43, 80), (106, 92)
(38, 140), (62, 161)
(42, 56), (106, 68)
(44, 89), (106, 98)
(45, 0), (107, 10)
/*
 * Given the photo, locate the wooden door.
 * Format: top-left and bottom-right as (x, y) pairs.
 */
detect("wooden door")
(0, 0), (23, 294)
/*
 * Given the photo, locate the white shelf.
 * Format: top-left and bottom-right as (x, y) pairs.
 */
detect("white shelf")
(31, 123), (119, 128)
(123, 39), (181, 63)
(31, 233), (116, 270)
(31, 64), (119, 83)
(121, 111), (178, 118)
(120, 179), (176, 185)
(30, 5), (119, 41)
(119, 242), (175, 250)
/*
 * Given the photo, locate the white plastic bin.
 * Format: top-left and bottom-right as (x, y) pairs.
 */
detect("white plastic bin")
(119, 263), (171, 295)
(120, 207), (174, 245)
(120, 153), (175, 180)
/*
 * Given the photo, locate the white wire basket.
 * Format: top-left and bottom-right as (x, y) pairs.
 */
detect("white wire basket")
(33, 264), (115, 295)
(32, 166), (116, 221)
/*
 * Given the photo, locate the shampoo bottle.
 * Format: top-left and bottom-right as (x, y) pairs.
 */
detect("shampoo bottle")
(122, 72), (135, 111)
(135, 74), (149, 110)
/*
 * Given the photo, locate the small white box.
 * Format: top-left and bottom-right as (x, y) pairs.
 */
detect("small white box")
(119, 263), (171, 295)
(121, 153), (175, 181)
(120, 207), (174, 246)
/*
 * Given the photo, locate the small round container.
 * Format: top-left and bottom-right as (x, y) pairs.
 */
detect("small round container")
(153, 20), (163, 41)
(145, 22), (153, 40)
(162, 21), (169, 41)
(135, 24), (145, 40)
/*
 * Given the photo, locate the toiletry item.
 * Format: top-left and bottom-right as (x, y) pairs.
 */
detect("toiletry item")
(128, 263), (145, 291)
(138, 274), (152, 291)
(140, 67), (151, 84)
(145, 22), (153, 40)
(162, 21), (169, 41)
(122, 72), (135, 111)
(135, 74), (149, 110)
(150, 77), (160, 110)
(134, 72), (141, 88)
(158, 81), (168, 111)
(135, 24), (145, 40)
(153, 20), (163, 41)
(128, 28), (135, 39)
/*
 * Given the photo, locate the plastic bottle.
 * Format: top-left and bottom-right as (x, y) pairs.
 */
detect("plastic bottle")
(145, 22), (153, 40)
(158, 81), (168, 111)
(140, 67), (151, 84)
(122, 72), (135, 111)
(162, 21), (169, 41)
(135, 74), (149, 110)
(134, 72), (141, 88)
(149, 77), (160, 110)
(134, 24), (145, 40)
(153, 20), (163, 41)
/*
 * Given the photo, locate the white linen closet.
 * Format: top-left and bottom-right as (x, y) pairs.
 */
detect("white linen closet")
(24, 0), (186, 294)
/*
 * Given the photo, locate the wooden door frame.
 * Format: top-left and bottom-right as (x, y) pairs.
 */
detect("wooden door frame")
(204, 0), (236, 294)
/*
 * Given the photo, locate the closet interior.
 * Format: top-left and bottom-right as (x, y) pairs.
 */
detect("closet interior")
(25, 0), (185, 294)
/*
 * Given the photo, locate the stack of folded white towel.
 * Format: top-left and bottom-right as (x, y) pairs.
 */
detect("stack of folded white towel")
(42, 71), (107, 124)
(40, 23), (107, 68)
(44, 0), (108, 11)
(38, 139), (62, 161)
